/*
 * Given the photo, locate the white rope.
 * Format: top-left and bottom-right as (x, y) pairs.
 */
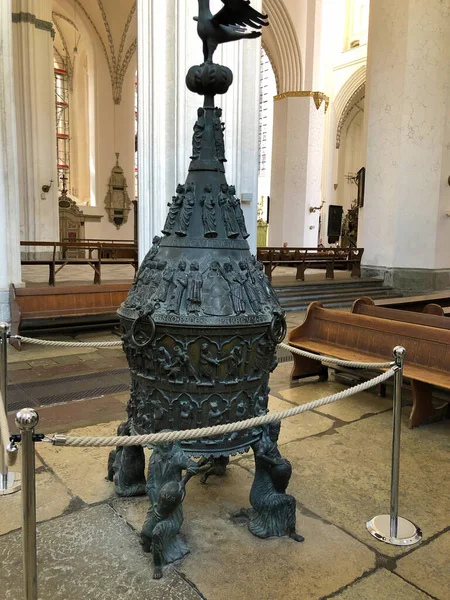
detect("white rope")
(279, 342), (394, 369)
(16, 336), (122, 348)
(54, 368), (396, 448)
(15, 337), (394, 369)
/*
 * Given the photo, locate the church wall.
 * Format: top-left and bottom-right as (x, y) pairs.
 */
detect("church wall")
(319, 0), (368, 245)
(435, 95), (450, 271)
(359, 0), (450, 291)
(52, 0), (137, 241)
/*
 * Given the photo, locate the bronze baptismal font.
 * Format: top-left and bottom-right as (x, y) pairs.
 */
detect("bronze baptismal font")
(107, 0), (302, 579)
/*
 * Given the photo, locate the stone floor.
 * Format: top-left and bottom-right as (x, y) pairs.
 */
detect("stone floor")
(1, 323), (449, 600)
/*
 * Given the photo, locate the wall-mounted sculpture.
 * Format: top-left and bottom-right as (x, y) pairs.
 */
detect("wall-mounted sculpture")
(104, 153), (132, 229)
(110, 0), (301, 578)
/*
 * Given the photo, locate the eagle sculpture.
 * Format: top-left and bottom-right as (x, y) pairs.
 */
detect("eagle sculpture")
(195, 0), (269, 63)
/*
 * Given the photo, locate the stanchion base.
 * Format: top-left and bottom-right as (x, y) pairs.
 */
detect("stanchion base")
(366, 515), (421, 546)
(0, 471), (21, 496)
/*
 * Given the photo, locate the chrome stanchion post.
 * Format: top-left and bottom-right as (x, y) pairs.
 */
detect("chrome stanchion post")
(0, 322), (21, 495)
(16, 408), (39, 600)
(366, 346), (422, 546)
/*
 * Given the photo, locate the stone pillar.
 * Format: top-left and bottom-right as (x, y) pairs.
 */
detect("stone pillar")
(12, 0), (59, 245)
(0, 0), (22, 320)
(360, 0), (450, 292)
(268, 94), (326, 247)
(137, 0), (261, 260)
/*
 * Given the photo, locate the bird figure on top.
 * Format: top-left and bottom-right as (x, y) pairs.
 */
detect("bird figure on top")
(195, 0), (269, 63)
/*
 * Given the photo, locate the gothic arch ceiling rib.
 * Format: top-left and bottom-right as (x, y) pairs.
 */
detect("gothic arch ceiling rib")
(262, 0), (302, 93)
(334, 65), (366, 149)
(63, 0), (137, 104)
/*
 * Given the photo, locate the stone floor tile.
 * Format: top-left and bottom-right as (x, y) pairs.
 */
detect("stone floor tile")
(6, 362), (33, 371)
(331, 569), (433, 599)
(27, 358), (59, 368)
(285, 411), (450, 556)
(36, 421), (123, 504)
(8, 344), (96, 364)
(114, 464), (375, 600)
(95, 348), (126, 359)
(267, 395), (334, 445)
(186, 466), (375, 600)
(53, 354), (83, 365)
(9, 395), (128, 434)
(395, 531), (450, 599)
(0, 453), (72, 535)
(74, 331), (121, 343)
(0, 505), (201, 600)
(279, 381), (392, 422)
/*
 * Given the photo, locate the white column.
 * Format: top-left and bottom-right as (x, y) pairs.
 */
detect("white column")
(268, 95), (325, 246)
(360, 0), (450, 291)
(12, 0), (59, 246)
(137, 0), (261, 260)
(0, 0), (22, 321)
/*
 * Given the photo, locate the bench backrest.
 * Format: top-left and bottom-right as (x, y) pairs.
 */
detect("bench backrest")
(289, 301), (450, 373)
(256, 247), (363, 262)
(375, 292), (450, 312)
(10, 284), (130, 315)
(352, 297), (450, 330)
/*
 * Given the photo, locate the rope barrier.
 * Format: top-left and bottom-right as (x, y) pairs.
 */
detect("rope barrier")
(13, 337), (394, 369)
(277, 342), (394, 369)
(51, 368), (396, 447)
(14, 335), (395, 369)
(15, 336), (122, 348)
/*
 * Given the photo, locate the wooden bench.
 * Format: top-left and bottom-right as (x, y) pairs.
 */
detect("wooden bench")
(21, 241), (138, 285)
(9, 283), (130, 350)
(288, 301), (450, 428)
(257, 247), (364, 281)
(374, 292), (450, 314)
(352, 297), (450, 329)
(62, 238), (136, 260)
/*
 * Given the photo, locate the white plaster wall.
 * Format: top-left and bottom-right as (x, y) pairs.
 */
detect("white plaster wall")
(435, 90), (450, 270)
(0, 0), (22, 320)
(304, 100), (325, 246)
(337, 108), (364, 212)
(70, 50), (91, 204)
(360, 0), (450, 270)
(268, 96), (324, 247)
(13, 0), (59, 243)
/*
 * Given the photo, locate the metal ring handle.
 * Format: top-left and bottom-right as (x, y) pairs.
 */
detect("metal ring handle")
(269, 313), (287, 344)
(130, 314), (156, 348)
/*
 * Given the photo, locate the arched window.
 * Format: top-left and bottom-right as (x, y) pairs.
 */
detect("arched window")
(53, 12), (91, 205)
(54, 55), (71, 190)
(257, 48), (276, 227)
(345, 0), (370, 50)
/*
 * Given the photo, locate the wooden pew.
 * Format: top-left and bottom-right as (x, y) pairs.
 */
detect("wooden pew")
(21, 241), (138, 285)
(288, 301), (450, 428)
(352, 297), (450, 329)
(9, 283), (130, 350)
(374, 292), (450, 313)
(257, 247), (364, 281)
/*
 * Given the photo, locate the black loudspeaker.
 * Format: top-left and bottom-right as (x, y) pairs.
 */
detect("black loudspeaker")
(327, 205), (343, 244)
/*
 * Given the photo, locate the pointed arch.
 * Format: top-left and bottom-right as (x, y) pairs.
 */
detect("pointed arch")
(262, 0), (302, 94)
(334, 65), (366, 149)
